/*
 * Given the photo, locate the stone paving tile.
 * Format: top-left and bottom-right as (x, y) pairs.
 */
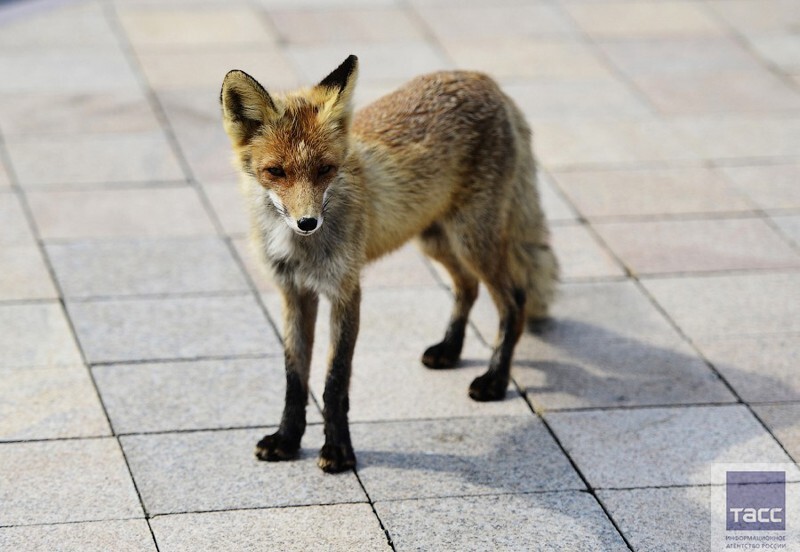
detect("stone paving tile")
(121, 426), (365, 514)
(118, 7), (277, 49)
(68, 294), (279, 364)
(418, 4), (577, 39)
(633, 71), (800, 115)
(27, 187), (216, 241)
(137, 49), (298, 91)
(642, 272), (800, 338)
(288, 42), (450, 84)
(0, 245), (58, 301)
(0, 438), (143, 525)
(0, 303), (82, 369)
(747, 34), (800, 72)
(309, 348), (531, 423)
(594, 218), (800, 275)
(773, 214), (800, 245)
(516, 334), (735, 410)
(0, 366), (109, 441)
(0, 519), (156, 552)
(353, 416), (583, 501)
(696, 335), (800, 403)
(47, 238), (248, 298)
(0, 2), (118, 50)
(752, 403), (800, 461)
(361, 243), (439, 288)
(0, 157), (10, 189)
(547, 405), (795, 488)
(550, 224), (625, 280)
(257, 0), (397, 9)
(502, 79), (651, 122)
(598, 486), (713, 552)
(539, 171), (579, 223)
(201, 183), (249, 236)
(0, 90), (161, 136)
(553, 167), (754, 219)
(0, 193), (35, 246)
(441, 38), (611, 80)
(6, 132), (185, 187)
(376, 492), (629, 551)
(150, 504), (388, 551)
(269, 7), (425, 44)
(93, 357), (320, 434)
(0, 49), (140, 94)
(671, 116), (800, 160)
(597, 36), (764, 77)
(564, 1), (723, 38)
(706, 0), (799, 35)
(720, 164), (800, 211)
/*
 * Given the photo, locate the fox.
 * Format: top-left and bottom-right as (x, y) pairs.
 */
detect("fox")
(220, 55), (558, 473)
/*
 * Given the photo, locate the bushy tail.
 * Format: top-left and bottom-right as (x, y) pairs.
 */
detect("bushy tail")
(505, 100), (559, 326)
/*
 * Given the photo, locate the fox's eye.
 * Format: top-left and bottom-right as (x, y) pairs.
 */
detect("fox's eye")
(318, 165), (334, 176)
(266, 167), (286, 178)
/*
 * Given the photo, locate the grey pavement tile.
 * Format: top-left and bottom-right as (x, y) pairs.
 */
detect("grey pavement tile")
(748, 34), (800, 72)
(594, 218), (800, 275)
(721, 164), (800, 211)
(6, 132), (185, 187)
(202, 183), (249, 236)
(539, 171), (579, 223)
(706, 0), (799, 35)
(642, 273), (800, 338)
(547, 405), (794, 488)
(503, 78), (650, 123)
(0, 156), (11, 188)
(27, 187), (216, 241)
(442, 38), (611, 80)
(0, 519), (156, 552)
(564, 1), (723, 38)
(0, 90), (161, 135)
(0, 302), (82, 369)
(352, 416), (584, 501)
(376, 492), (629, 552)
(773, 214), (800, 245)
(150, 504), (388, 552)
(553, 166), (754, 219)
(0, 2), (118, 50)
(599, 486), (713, 552)
(671, 116), (800, 160)
(93, 357), (320, 435)
(257, 0), (397, 7)
(68, 294), (280, 364)
(0, 192), (36, 246)
(696, 335), (800, 403)
(361, 243), (440, 288)
(752, 403), (800, 461)
(633, 71), (800, 115)
(0, 49), (140, 94)
(309, 348), (531, 423)
(288, 42), (450, 84)
(533, 120), (703, 168)
(0, 365), (110, 441)
(0, 438), (143, 525)
(121, 426), (366, 514)
(47, 238), (249, 298)
(269, 7), (425, 44)
(597, 36), (764, 77)
(516, 333), (735, 410)
(0, 245), (58, 301)
(550, 224), (625, 280)
(418, 4), (576, 40)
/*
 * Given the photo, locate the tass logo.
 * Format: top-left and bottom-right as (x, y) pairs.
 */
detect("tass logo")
(727, 471), (786, 531)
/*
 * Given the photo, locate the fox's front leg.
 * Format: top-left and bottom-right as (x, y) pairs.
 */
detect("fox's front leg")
(318, 284), (360, 473)
(256, 286), (318, 462)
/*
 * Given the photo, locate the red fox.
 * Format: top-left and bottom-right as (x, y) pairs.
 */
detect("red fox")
(221, 55), (558, 473)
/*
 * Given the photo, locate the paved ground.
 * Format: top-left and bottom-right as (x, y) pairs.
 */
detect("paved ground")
(1, 0), (799, 550)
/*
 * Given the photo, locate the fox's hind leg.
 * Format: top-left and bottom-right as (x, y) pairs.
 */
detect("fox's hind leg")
(417, 223), (479, 369)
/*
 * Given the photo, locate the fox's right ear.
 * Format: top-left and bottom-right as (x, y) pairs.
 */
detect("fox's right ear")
(220, 70), (281, 145)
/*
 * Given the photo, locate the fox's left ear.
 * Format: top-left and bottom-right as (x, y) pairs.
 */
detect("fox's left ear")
(316, 55), (358, 123)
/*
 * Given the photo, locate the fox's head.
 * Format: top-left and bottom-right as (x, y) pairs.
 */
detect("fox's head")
(220, 55), (358, 236)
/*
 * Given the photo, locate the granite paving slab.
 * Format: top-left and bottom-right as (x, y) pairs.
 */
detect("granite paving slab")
(0, 520), (156, 552)
(0, 302), (82, 369)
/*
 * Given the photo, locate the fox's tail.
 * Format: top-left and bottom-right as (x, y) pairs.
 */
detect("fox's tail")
(505, 101), (559, 326)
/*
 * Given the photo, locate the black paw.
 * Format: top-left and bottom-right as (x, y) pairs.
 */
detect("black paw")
(468, 372), (508, 402)
(318, 443), (356, 473)
(255, 432), (300, 462)
(422, 341), (461, 369)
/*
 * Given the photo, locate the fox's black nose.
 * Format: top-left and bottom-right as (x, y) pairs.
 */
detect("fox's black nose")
(297, 217), (318, 232)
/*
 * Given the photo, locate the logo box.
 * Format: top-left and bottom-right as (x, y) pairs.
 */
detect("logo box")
(726, 471), (786, 531)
